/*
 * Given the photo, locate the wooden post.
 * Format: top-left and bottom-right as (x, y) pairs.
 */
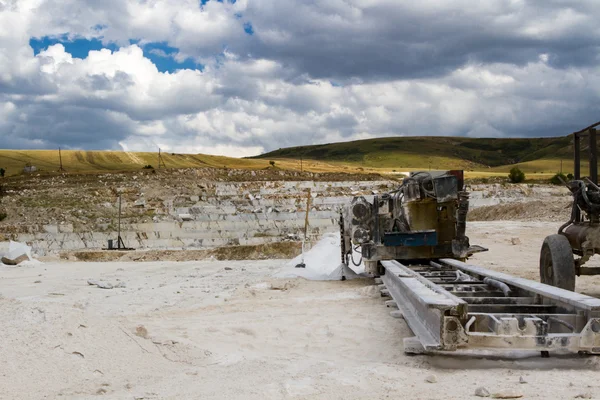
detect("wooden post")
(58, 147), (65, 172)
(117, 194), (125, 249)
(158, 147), (167, 169)
(303, 189), (311, 241)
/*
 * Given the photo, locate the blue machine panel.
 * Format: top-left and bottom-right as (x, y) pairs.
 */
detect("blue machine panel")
(383, 230), (438, 247)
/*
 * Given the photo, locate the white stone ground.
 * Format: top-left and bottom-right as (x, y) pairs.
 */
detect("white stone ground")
(2, 222), (600, 399)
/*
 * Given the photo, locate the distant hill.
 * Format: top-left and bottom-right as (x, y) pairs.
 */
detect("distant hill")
(0, 134), (588, 178)
(254, 135), (574, 169)
(0, 149), (363, 177)
(0, 150), (270, 177)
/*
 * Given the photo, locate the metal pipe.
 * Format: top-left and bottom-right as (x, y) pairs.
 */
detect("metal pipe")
(558, 205), (576, 234)
(563, 223), (600, 252)
(584, 177), (600, 192)
(575, 133), (581, 180)
(573, 120), (600, 135)
(548, 317), (575, 333)
(465, 316), (476, 333)
(373, 195), (380, 244)
(483, 277), (512, 297)
(574, 133), (582, 223)
(590, 128), (598, 185)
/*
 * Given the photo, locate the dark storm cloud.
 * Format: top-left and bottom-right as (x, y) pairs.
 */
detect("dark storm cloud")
(4, 0), (600, 155)
(1, 102), (133, 150)
(233, 0), (600, 81)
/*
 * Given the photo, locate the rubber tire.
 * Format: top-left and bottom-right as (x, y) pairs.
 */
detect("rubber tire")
(540, 234), (576, 291)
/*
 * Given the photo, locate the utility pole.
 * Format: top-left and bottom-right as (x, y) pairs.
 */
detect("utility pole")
(158, 147), (167, 169)
(118, 194), (122, 249)
(58, 147), (65, 172)
(117, 194), (126, 249)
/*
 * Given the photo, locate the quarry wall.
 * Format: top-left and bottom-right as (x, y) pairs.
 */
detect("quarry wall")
(2, 176), (570, 256)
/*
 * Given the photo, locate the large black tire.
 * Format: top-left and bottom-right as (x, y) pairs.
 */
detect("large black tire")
(540, 234), (576, 291)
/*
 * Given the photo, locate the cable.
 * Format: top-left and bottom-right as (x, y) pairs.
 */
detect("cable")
(350, 245), (363, 266)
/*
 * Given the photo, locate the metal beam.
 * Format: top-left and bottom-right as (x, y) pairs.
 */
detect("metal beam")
(440, 259), (600, 313)
(575, 132), (581, 180)
(380, 260), (466, 351)
(590, 128), (598, 185)
(379, 259), (600, 354)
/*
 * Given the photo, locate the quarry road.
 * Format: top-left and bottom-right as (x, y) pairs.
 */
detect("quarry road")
(2, 222), (600, 399)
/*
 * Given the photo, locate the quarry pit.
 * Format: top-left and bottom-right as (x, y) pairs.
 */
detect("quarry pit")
(1, 169), (598, 399)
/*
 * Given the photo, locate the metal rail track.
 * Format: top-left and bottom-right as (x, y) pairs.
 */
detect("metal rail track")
(380, 259), (600, 355)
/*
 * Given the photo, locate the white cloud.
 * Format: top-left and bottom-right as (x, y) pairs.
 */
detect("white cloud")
(2, 0), (600, 156)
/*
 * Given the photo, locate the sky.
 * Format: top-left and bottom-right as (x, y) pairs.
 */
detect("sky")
(2, 0), (600, 157)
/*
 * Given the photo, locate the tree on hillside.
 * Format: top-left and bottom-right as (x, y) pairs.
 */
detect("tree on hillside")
(508, 167), (525, 183)
(550, 172), (568, 185)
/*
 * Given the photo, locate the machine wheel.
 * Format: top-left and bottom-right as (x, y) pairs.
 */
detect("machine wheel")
(540, 234), (575, 291)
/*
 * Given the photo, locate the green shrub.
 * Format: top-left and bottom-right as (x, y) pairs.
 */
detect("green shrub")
(0, 212), (6, 221)
(550, 172), (567, 185)
(269, 160), (275, 167)
(142, 165), (154, 169)
(567, 173), (574, 180)
(508, 167), (525, 183)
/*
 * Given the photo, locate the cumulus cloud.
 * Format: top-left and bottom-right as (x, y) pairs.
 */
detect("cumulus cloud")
(2, 0), (600, 156)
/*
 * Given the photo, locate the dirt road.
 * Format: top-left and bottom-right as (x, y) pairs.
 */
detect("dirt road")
(1, 222), (600, 399)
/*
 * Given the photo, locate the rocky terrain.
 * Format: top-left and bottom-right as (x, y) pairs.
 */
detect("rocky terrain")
(0, 168), (393, 257)
(1, 222), (599, 400)
(0, 168), (596, 400)
(0, 169), (574, 259)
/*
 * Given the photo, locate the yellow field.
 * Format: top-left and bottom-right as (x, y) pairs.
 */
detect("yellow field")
(0, 149), (377, 176)
(0, 149), (579, 181)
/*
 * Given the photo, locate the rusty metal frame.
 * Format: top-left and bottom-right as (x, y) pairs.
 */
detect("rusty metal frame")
(381, 259), (600, 354)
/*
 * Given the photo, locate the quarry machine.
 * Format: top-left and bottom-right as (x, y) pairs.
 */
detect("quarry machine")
(340, 171), (482, 275)
(340, 170), (482, 276)
(540, 122), (600, 291)
(341, 170), (600, 355)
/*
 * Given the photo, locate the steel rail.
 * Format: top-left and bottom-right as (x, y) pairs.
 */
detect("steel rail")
(380, 259), (600, 355)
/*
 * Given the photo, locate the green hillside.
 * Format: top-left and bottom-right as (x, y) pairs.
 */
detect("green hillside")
(0, 134), (589, 179)
(0, 149), (366, 177)
(0, 150), (270, 177)
(255, 135), (574, 168)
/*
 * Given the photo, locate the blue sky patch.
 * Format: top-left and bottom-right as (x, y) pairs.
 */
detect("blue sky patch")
(143, 42), (203, 72)
(244, 22), (254, 35)
(201, 0), (225, 6)
(29, 36), (117, 58)
(30, 36), (203, 73)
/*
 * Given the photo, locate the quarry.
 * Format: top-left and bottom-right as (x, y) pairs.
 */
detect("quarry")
(6, 1), (600, 398)
(1, 167), (599, 400)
